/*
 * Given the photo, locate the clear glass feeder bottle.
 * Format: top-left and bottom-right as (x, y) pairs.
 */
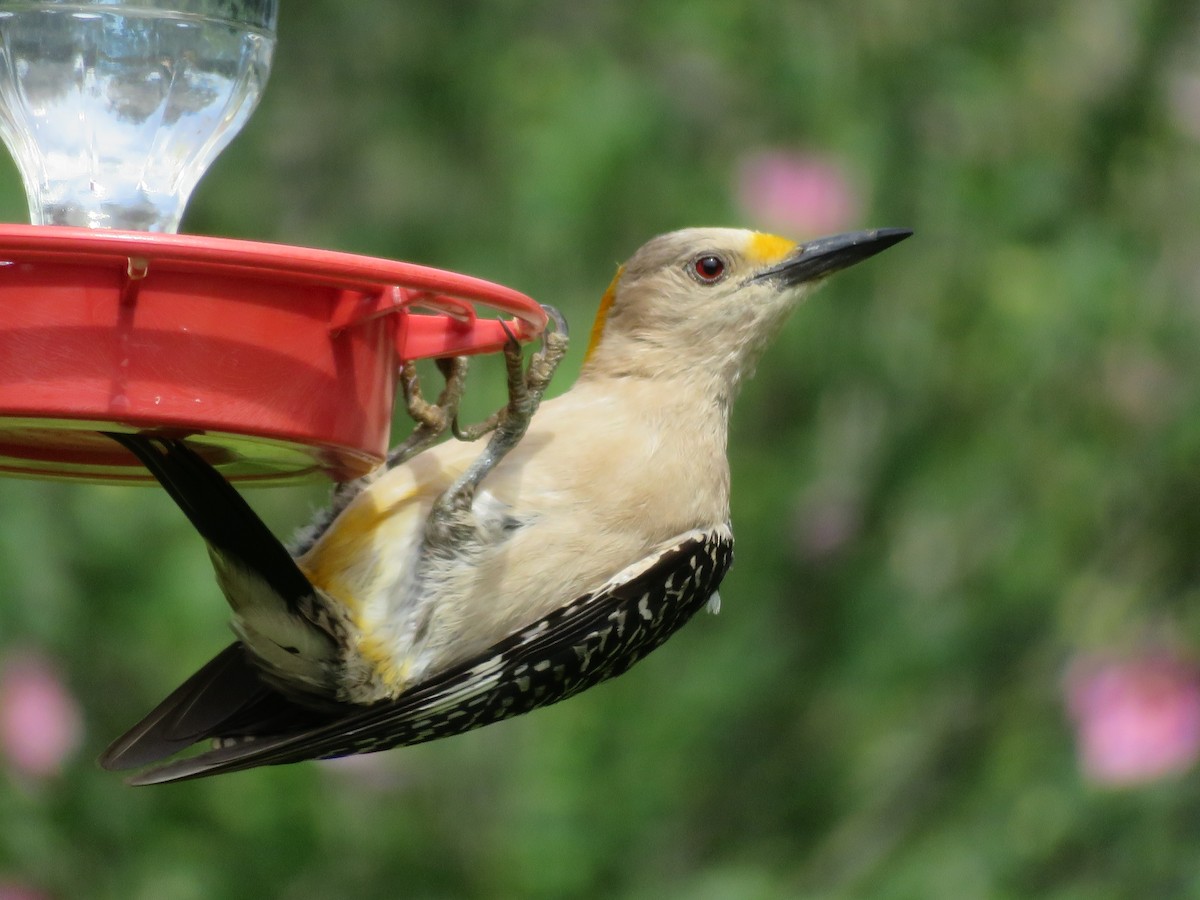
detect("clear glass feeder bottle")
(0, 0), (277, 232)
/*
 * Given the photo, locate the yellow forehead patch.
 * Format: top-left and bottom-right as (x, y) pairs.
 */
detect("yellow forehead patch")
(746, 232), (797, 268)
(583, 264), (625, 364)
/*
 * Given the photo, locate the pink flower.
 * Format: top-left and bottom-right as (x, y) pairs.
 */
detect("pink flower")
(0, 651), (83, 779)
(735, 150), (862, 237)
(792, 494), (860, 560)
(1065, 653), (1200, 787)
(1168, 71), (1200, 143)
(0, 881), (51, 900)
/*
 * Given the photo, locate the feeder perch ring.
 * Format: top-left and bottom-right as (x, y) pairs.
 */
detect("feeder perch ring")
(0, 225), (549, 485)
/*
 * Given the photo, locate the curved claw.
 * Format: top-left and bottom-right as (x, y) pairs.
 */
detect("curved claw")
(540, 304), (568, 339)
(445, 309), (569, 446)
(452, 410), (501, 442)
(499, 320), (521, 355)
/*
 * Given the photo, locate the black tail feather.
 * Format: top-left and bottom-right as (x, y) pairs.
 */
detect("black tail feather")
(100, 643), (266, 771)
(105, 433), (313, 609)
(101, 642), (336, 772)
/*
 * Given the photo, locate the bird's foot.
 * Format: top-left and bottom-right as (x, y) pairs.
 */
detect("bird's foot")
(324, 356), (469, 519)
(424, 307), (569, 546)
(388, 356), (470, 467)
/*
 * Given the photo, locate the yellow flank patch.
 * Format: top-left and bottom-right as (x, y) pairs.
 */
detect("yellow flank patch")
(583, 264), (625, 364)
(357, 635), (410, 691)
(746, 232), (797, 268)
(297, 485), (418, 613)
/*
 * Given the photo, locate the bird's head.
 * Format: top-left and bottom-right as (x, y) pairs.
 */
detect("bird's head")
(580, 226), (911, 393)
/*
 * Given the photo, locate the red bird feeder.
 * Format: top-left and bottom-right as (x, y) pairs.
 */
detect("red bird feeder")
(0, 2), (547, 484)
(0, 226), (547, 483)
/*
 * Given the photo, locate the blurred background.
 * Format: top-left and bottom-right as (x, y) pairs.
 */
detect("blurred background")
(4, 1), (1200, 897)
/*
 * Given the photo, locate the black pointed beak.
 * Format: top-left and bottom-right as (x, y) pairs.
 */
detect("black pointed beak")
(755, 228), (912, 285)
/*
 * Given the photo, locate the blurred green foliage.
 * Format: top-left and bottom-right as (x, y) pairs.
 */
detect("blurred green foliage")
(4, 0), (1200, 897)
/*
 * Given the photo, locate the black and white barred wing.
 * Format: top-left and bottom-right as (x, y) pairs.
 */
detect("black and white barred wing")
(127, 525), (734, 784)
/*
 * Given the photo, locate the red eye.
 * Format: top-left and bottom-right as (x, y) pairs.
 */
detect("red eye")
(693, 254), (726, 282)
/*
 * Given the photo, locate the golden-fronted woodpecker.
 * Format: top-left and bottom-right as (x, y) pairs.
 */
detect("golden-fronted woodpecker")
(99, 226), (910, 784)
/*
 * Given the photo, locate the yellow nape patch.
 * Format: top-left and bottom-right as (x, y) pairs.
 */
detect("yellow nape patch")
(746, 232), (797, 268)
(583, 264), (625, 364)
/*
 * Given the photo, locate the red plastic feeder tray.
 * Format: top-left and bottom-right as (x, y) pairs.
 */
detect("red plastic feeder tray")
(0, 225), (548, 484)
